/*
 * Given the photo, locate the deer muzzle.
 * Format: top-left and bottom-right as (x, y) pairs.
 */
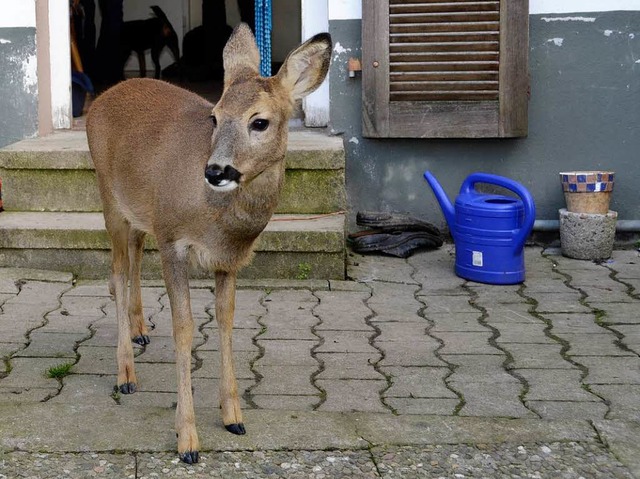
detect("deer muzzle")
(205, 164), (242, 191)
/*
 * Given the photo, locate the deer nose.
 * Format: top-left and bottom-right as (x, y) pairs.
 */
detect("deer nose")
(205, 164), (242, 190)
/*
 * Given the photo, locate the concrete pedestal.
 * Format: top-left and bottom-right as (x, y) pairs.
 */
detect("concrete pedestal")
(559, 208), (617, 260)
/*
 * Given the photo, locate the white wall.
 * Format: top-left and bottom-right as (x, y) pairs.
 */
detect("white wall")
(0, 0), (36, 27)
(325, 0), (640, 20)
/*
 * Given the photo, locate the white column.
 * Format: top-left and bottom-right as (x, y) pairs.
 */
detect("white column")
(49, 0), (71, 129)
(301, 0), (329, 127)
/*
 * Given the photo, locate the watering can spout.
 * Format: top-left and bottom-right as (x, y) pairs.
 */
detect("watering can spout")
(424, 171), (456, 237)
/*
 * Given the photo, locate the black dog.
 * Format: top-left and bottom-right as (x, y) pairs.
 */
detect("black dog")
(121, 6), (180, 79)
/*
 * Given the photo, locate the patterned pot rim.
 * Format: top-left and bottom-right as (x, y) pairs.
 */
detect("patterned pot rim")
(560, 171), (615, 193)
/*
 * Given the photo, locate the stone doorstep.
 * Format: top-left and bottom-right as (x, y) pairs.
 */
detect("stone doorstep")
(0, 212), (345, 253)
(0, 130), (346, 214)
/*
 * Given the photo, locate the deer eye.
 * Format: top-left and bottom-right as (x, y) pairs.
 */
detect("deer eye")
(210, 114), (217, 127)
(251, 118), (269, 132)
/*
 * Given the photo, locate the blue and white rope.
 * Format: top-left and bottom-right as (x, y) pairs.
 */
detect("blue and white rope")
(255, 0), (272, 77)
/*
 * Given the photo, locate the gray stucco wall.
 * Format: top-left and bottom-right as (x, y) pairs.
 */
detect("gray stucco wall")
(329, 13), (640, 231)
(0, 27), (38, 148)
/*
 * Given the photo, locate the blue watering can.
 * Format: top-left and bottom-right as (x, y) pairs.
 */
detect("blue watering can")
(424, 171), (536, 285)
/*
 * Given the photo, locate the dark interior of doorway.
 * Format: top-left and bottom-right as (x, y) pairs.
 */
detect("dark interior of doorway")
(72, 0), (298, 129)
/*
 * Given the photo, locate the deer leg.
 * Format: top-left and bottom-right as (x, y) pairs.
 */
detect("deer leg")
(160, 246), (199, 463)
(107, 216), (137, 394)
(128, 229), (149, 345)
(215, 271), (245, 435)
(151, 48), (161, 79)
(137, 51), (147, 78)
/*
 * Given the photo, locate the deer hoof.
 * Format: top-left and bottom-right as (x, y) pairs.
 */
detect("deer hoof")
(132, 335), (151, 345)
(225, 423), (246, 435)
(179, 451), (199, 464)
(119, 382), (137, 394)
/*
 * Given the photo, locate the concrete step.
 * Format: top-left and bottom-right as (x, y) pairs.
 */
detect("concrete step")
(0, 130), (346, 215)
(0, 212), (346, 280)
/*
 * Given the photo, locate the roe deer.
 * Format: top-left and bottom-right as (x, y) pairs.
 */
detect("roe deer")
(86, 24), (331, 463)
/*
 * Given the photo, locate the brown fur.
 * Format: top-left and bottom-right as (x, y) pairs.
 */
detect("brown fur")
(86, 24), (331, 462)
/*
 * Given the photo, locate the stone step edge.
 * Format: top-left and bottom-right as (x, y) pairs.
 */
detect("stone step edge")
(0, 211), (346, 253)
(0, 130), (345, 171)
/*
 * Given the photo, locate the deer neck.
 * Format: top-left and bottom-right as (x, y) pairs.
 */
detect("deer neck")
(220, 160), (286, 238)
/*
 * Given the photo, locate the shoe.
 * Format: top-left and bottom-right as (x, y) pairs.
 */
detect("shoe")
(349, 231), (443, 258)
(356, 211), (441, 235)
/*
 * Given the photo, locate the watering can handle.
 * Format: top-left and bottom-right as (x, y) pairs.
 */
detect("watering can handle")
(460, 173), (536, 252)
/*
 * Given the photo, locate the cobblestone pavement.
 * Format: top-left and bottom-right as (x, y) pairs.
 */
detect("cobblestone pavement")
(0, 246), (639, 478)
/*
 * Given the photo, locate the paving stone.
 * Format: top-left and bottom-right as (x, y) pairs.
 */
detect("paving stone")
(452, 380), (534, 418)
(328, 280), (371, 292)
(347, 253), (416, 283)
(316, 379), (389, 413)
(257, 340), (316, 366)
(251, 394), (319, 410)
(579, 357), (640, 384)
(193, 350), (255, 379)
(419, 295), (478, 314)
(314, 291), (372, 331)
(494, 323), (553, 344)
(483, 303), (540, 324)
(7, 281), (70, 307)
(37, 311), (101, 334)
(74, 346), (120, 375)
(427, 312), (486, 332)
(385, 397), (459, 415)
(562, 333), (634, 357)
(527, 400), (608, 420)
(259, 291), (318, 332)
(408, 246), (460, 284)
(609, 251), (640, 278)
(383, 366), (456, 399)
(589, 302), (640, 324)
(0, 357), (69, 389)
(58, 295), (110, 316)
(0, 386), (59, 402)
(63, 282), (112, 297)
(529, 293), (592, 314)
(133, 362), (179, 392)
(367, 282), (421, 318)
(0, 326), (32, 344)
(315, 331), (376, 354)
(613, 324), (640, 353)
(315, 353), (382, 380)
(582, 290), (638, 303)
(435, 332), (500, 355)
(503, 343), (576, 369)
(590, 384), (640, 421)
(522, 278), (571, 293)
(252, 365), (318, 395)
(440, 354), (506, 373)
(380, 345), (445, 367)
(14, 331), (88, 358)
(516, 369), (599, 401)
(134, 337), (177, 363)
(0, 278), (19, 294)
(49, 373), (118, 407)
(545, 313), (609, 334)
(469, 285), (524, 306)
(257, 327), (316, 340)
(0, 342), (23, 362)
(375, 322), (435, 344)
(197, 328), (260, 352)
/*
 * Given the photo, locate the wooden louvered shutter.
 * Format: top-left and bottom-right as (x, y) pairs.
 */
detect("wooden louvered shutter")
(362, 0), (529, 138)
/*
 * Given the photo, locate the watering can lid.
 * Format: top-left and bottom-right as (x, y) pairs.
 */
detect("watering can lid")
(456, 193), (524, 217)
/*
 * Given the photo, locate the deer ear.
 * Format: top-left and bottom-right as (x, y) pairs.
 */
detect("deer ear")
(223, 23), (261, 87)
(277, 33), (332, 101)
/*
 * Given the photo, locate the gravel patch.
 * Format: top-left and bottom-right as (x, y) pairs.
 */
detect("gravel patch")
(0, 452), (135, 478)
(137, 450), (378, 478)
(373, 442), (634, 478)
(0, 442), (634, 478)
